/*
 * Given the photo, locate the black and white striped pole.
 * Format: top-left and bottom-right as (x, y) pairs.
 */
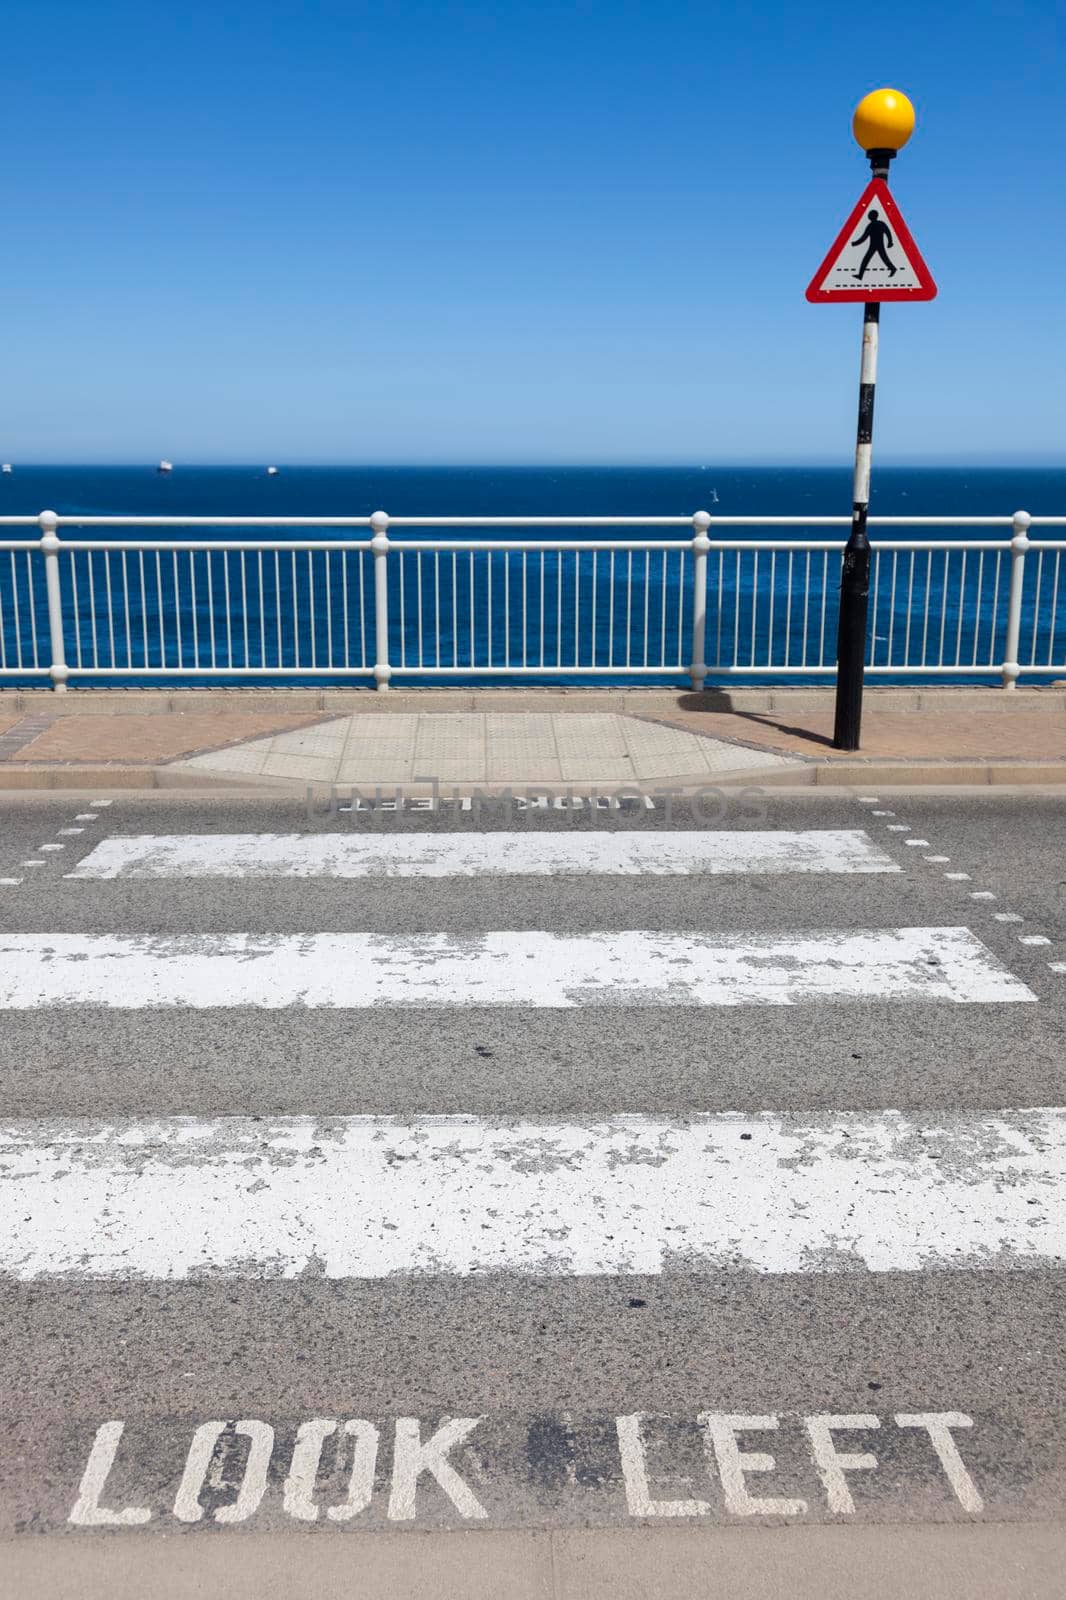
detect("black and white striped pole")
(833, 139), (895, 751)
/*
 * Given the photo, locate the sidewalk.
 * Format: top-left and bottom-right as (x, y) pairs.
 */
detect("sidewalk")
(0, 687), (1064, 791)
(8, 1521), (1066, 1600)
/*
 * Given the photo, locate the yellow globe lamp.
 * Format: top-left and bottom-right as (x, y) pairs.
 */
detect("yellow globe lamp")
(852, 88), (916, 154)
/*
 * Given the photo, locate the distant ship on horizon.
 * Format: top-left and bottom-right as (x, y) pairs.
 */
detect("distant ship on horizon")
(157, 460), (173, 475)
(1, 464), (11, 474)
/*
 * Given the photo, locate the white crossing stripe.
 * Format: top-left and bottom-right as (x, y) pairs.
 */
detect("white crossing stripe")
(66, 829), (902, 880)
(0, 928), (1035, 1008)
(3, 1110), (1065, 1280)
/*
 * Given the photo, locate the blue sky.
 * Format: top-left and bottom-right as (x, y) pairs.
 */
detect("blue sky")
(2, 0), (1061, 463)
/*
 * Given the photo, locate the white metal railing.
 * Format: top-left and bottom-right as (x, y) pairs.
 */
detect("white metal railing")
(0, 509), (1063, 690)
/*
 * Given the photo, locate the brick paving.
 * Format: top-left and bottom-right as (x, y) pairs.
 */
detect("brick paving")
(3, 713), (327, 765)
(648, 706), (1066, 761)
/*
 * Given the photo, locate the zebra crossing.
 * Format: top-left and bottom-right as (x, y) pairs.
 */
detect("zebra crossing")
(7, 1109), (1066, 1281)
(1, 795), (1064, 1544)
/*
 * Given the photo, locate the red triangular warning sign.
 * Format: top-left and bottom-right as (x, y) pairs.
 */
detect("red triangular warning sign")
(806, 178), (937, 303)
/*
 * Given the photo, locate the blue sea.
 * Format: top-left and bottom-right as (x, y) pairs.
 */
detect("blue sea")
(1, 465), (1064, 686)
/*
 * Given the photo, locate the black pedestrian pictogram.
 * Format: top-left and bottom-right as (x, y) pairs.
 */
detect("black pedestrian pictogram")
(850, 209), (897, 280)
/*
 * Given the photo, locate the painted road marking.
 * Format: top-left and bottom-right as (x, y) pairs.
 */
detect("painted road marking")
(69, 1411), (985, 1527)
(0, 928), (1036, 1009)
(66, 829), (902, 880)
(4, 1109), (1065, 1280)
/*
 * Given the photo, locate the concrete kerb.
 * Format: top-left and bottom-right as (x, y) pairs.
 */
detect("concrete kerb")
(3, 686), (1066, 715)
(3, 761), (1066, 794)
(3, 781), (1066, 809)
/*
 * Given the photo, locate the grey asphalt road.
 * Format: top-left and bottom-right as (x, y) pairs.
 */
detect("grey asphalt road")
(1, 787), (1064, 1593)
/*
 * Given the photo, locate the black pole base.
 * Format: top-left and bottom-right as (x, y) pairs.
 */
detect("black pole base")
(833, 514), (871, 751)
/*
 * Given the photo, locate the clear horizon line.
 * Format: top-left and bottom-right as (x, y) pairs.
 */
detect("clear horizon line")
(3, 459), (1065, 471)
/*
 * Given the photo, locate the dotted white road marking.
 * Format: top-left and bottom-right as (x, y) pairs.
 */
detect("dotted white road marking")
(37, 843), (64, 853)
(0, 878), (23, 887)
(924, 856), (950, 864)
(945, 872), (972, 881)
(969, 892), (996, 901)
(905, 839), (930, 847)
(74, 813), (99, 822)
(1019, 935), (1051, 947)
(995, 913), (1024, 923)
(56, 828), (85, 836)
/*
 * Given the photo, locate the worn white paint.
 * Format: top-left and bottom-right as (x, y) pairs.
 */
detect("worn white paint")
(895, 1415), (983, 1514)
(805, 1416), (880, 1514)
(283, 1421), (380, 1522)
(615, 1415), (711, 1518)
(66, 1409), (987, 1527)
(67, 829), (901, 880)
(387, 1418), (487, 1521)
(173, 1421), (274, 1524)
(700, 1414), (807, 1517)
(0, 927), (1035, 1009)
(5, 1109), (1066, 1282)
(69, 1422), (151, 1526)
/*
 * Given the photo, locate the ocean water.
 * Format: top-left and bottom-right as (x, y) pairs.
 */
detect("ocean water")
(1, 465), (1063, 686)
(3, 463), (1065, 523)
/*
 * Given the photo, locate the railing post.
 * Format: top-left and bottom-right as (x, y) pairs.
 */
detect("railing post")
(370, 510), (392, 691)
(689, 510), (711, 691)
(39, 510), (69, 693)
(1002, 509), (1031, 690)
